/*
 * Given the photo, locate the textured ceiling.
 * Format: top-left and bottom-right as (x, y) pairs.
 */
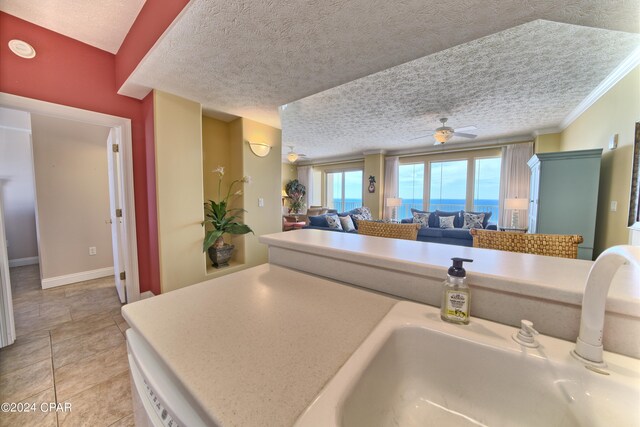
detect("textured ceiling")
(0, 0), (146, 53)
(281, 20), (640, 160)
(121, 0), (640, 130)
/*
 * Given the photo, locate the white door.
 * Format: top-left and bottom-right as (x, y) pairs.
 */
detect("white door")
(107, 129), (126, 303)
(0, 182), (16, 347)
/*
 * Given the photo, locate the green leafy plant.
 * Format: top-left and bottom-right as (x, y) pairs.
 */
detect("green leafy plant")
(285, 179), (306, 214)
(203, 166), (254, 252)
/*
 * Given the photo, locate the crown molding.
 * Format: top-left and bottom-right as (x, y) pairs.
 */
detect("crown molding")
(560, 46), (640, 130)
(531, 127), (562, 137)
(362, 149), (387, 155)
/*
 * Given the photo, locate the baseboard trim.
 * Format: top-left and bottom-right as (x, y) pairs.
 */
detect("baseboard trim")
(140, 291), (155, 299)
(41, 267), (114, 289)
(8, 257), (39, 268)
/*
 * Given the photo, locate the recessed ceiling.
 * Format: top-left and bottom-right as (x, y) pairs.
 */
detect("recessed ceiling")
(281, 20), (640, 161)
(0, 0), (146, 53)
(121, 0), (639, 129)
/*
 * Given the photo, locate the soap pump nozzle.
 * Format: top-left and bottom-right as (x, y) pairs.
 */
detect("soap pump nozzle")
(448, 257), (473, 278)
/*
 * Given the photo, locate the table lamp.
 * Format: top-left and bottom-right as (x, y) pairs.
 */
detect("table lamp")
(386, 198), (403, 222)
(505, 197), (529, 228)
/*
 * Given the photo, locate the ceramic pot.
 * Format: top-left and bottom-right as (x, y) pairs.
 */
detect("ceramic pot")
(208, 243), (234, 268)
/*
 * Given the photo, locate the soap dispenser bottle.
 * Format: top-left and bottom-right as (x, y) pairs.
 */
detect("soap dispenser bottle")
(440, 257), (474, 324)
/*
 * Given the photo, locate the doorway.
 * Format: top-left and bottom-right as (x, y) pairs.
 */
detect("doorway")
(0, 93), (140, 346)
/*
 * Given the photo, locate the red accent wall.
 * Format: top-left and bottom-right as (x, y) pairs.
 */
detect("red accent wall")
(0, 12), (159, 293)
(115, 0), (191, 89)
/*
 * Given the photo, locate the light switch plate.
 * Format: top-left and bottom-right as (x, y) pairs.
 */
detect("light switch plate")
(610, 201), (617, 212)
(258, 197), (264, 207)
(89, 246), (97, 255)
(609, 134), (618, 150)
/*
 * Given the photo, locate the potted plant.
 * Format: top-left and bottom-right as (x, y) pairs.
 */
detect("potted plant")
(203, 166), (253, 268)
(286, 179), (307, 214)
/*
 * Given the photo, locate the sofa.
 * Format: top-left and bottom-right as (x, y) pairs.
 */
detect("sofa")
(401, 209), (497, 246)
(303, 207), (369, 233)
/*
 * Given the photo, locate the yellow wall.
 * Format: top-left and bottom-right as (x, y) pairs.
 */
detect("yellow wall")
(560, 66), (640, 255)
(534, 133), (561, 153)
(364, 153), (385, 219)
(154, 90), (204, 293)
(202, 116), (230, 203)
(240, 118), (283, 266)
(282, 162), (297, 190)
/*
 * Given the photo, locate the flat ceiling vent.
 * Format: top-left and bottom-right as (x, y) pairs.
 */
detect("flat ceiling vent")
(8, 39), (36, 59)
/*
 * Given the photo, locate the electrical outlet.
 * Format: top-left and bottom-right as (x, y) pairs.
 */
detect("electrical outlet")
(610, 201), (617, 212)
(258, 197), (264, 207)
(89, 246), (97, 256)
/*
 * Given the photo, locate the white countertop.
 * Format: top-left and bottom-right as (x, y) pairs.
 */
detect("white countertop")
(122, 264), (396, 427)
(260, 229), (640, 317)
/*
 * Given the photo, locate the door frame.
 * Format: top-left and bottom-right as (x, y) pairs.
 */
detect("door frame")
(0, 181), (16, 346)
(0, 92), (141, 303)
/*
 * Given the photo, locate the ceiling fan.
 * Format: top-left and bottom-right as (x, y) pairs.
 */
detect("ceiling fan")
(412, 118), (477, 145)
(286, 145), (307, 163)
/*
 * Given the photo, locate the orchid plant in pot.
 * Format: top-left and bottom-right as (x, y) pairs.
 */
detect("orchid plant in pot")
(203, 166), (253, 268)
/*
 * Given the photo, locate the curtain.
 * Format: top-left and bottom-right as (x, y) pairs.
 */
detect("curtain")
(383, 156), (399, 219)
(297, 165), (313, 210)
(498, 142), (534, 228)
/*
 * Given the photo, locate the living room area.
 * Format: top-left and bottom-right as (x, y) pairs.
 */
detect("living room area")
(278, 20), (640, 262)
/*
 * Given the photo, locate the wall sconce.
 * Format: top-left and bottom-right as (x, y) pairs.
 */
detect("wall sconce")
(247, 141), (271, 157)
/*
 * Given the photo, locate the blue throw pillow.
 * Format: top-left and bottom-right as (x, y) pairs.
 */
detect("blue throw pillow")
(466, 211), (492, 229)
(435, 210), (464, 228)
(308, 214), (329, 228)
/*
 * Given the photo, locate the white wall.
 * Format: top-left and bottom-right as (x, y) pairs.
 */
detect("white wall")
(31, 114), (113, 280)
(0, 108), (38, 263)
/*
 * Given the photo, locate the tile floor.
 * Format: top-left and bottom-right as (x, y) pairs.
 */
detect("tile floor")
(0, 265), (133, 427)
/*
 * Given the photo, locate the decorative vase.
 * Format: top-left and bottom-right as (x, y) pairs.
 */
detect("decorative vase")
(208, 243), (234, 268)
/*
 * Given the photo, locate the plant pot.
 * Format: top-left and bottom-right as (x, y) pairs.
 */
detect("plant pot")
(208, 243), (234, 268)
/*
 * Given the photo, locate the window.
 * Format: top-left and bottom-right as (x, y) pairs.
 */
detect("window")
(473, 157), (501, 221)
(326, 170), (363, 212)
(398, 163), (424, 219)
(429, 160), (467, 211)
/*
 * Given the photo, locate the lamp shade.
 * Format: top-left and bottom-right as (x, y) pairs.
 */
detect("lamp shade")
(282, 190), (288, 197)
(386, 198), (403, 207)
(505, 198), (529, 210)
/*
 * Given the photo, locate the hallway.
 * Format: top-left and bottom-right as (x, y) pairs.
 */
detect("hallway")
(0, 265), (133, 427)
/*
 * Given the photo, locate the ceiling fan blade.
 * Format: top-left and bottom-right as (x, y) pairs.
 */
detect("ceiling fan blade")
(454, 126), (477, 133)
(299, 154), (307, 157)
(409, 132), (436, 141)
(453, 132), (477, 139)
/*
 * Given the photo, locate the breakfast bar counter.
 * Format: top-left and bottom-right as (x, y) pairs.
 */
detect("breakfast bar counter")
(260, 229), (640, 358)
(122, 264), (396, 426)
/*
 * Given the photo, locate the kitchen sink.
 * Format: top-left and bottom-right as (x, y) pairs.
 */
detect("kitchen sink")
(295, 301), (640, 427)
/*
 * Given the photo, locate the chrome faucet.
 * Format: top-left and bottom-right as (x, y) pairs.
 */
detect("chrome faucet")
(572, 245), (640, 366)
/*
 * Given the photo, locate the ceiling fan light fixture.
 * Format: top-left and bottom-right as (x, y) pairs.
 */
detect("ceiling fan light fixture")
(287, 152), (299, 163)
(434, 129), (453, 143)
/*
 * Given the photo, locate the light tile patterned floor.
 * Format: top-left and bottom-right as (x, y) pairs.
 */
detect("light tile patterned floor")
(0, 265), (133, 427)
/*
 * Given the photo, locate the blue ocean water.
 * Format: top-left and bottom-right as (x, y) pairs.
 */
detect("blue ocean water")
(333, 198), (499, 220)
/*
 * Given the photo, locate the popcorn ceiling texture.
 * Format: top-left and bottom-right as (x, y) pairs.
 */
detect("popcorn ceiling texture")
(0, 0), (146, 53)
(121, 0), (639, 134)
(281, 20), (640, 159)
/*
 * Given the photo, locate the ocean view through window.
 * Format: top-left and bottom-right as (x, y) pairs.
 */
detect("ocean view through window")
(397, 154), (501, 222)
(398, 163), (424, 218)
(328, 170), (363, 212)
(473, 157), (501, 221)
